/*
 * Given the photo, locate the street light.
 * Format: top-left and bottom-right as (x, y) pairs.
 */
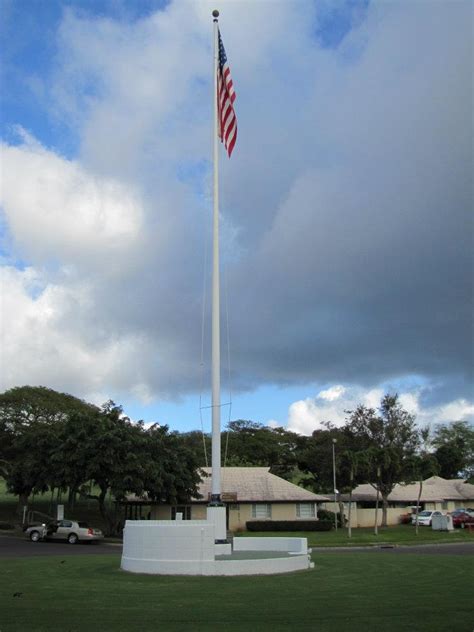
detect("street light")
(332, 438), (338, 532)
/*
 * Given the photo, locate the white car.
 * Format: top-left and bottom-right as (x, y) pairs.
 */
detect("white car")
(411, 510), (443, 526)
(25, 519), (104, 544)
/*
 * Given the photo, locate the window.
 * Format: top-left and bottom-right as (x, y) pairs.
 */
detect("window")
(296, 503), (316, 519)
(252, 504), (272, 519)
(441, 501), (448, 510)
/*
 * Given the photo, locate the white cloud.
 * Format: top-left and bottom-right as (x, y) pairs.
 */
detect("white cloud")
(1, 136), (143, 270)
(288, 397), (347, 434)
(287, 385), (474, 436)
(417, 399), (474, 427)
(0, 265), (157, 399)
(317, 385), (346, 401)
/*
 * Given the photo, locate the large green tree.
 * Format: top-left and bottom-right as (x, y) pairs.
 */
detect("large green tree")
(0, 386), (98, 508)
(431, 421), (474, 479)
(179, 430), (212, 467)
(54, 402), (202, 534)
(346, 394), (420, 526)
(0, 388), (203, 532)
(222, 419), (303, 479)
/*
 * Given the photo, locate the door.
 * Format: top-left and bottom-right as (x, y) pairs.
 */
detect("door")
(171, 506), (191, 520)
(54, 520), (73, 540)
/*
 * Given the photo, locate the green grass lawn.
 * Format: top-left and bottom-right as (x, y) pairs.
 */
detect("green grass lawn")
(237, 525), (474, 547)
(0, 552), (472, 631)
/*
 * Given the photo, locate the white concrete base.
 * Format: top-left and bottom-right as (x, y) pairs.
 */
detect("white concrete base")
(233, 537), (309, 555)
(215, 543), (232, 555)
(206, 505), (227, 541)
(121, 521), (312, 576)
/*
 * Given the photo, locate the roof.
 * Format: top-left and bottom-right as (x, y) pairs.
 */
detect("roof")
(348, 476), (474, 503)
(194, 467), (329, 503)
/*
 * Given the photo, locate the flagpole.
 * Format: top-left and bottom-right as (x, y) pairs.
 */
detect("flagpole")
(211, 8), (221, 505)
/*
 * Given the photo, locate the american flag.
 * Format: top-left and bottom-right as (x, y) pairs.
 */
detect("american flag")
(217, 29), (237, 157)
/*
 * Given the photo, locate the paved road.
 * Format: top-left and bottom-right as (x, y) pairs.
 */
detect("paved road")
(2, 533), (474, 558)
(0, 534), (122, 558)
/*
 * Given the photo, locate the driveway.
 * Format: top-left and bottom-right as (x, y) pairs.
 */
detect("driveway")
(0, 533), (122, 558)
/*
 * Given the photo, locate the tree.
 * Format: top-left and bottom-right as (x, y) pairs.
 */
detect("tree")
(0, 385), (98, 428)
(142, 425), (202, 505)
(223, 420), (302, 478)
(297, 423), (368, 532)
(432, 421), (474, 479)
(0, 386), (98, 509)
(55, 403), (203, 534)
(0, 387), (204, 533)
(179, 430), (211, 467)
(69, 402), (149, 533)
(346, 394), (420, 527)
(406, 427), (439, 535)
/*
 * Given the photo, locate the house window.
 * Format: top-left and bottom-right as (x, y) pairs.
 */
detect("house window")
(441, 501), (448, 510)
(296, 503), (316, 519)
(252, 503), (272, 519)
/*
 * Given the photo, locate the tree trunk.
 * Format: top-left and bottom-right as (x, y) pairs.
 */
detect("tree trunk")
(415, 479), (423, 536)
(17, 492), (30, 517)
(338, 500), (345, 528)
(97, 486), (116, 536)
(68, 487), (77, 510)
(348, 490), (353, 538)
(381, 497), (389, 527)
(374, 488), (380, 535)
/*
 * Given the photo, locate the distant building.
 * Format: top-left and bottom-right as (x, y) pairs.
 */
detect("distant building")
(322, 476), (474, 527)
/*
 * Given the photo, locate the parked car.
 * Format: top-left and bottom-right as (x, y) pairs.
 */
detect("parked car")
(450, 511), (474, 529)
(400, 512), (413, 524)
(25, 519), (104, 544)
(411, 510), (444, 526)
(450, 508), (474, 517)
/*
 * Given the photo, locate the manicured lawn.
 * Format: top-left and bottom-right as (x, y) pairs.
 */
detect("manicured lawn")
(237, 525), (474, 547)
(0, 552), (472, 631)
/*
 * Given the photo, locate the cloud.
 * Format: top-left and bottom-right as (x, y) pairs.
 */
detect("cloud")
(0, 0), (472, 420)
(287, 384), (474, 436)
(1, 131), (143, 271)
(0, 265), (157, 400)
(288, 385), (383, 434)
(318, 385), (346, 402)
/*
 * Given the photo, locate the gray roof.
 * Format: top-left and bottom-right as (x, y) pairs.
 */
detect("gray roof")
(195, 467), (329, 503)
(348, 476), (474, 503)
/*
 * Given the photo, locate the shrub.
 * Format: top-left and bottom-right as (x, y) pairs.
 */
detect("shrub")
(246, 520), (332, 532)
(317, 509), (345, 527)
(0, 522), (14, 530)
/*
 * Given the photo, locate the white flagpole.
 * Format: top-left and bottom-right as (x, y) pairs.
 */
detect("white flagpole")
(211, 9), (221, 504)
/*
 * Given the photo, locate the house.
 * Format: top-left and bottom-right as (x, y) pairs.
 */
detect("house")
(121, 467), (328, 531)
(323, 476), (474, 527)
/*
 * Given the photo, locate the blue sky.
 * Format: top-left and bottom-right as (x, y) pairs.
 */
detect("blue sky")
(1, 0), (472, 434)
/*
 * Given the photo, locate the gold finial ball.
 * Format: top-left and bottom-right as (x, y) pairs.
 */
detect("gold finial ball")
(212, 10), (219, 18)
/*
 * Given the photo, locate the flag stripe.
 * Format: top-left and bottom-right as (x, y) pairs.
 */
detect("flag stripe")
(217, 30), (237, 157)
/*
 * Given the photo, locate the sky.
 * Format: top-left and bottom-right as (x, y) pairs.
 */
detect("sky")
(1, 0), (473, 435)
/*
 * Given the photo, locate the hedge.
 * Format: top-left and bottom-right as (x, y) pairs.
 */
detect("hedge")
(246, 520), (332, 532)
(317, 508), (345, 528)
